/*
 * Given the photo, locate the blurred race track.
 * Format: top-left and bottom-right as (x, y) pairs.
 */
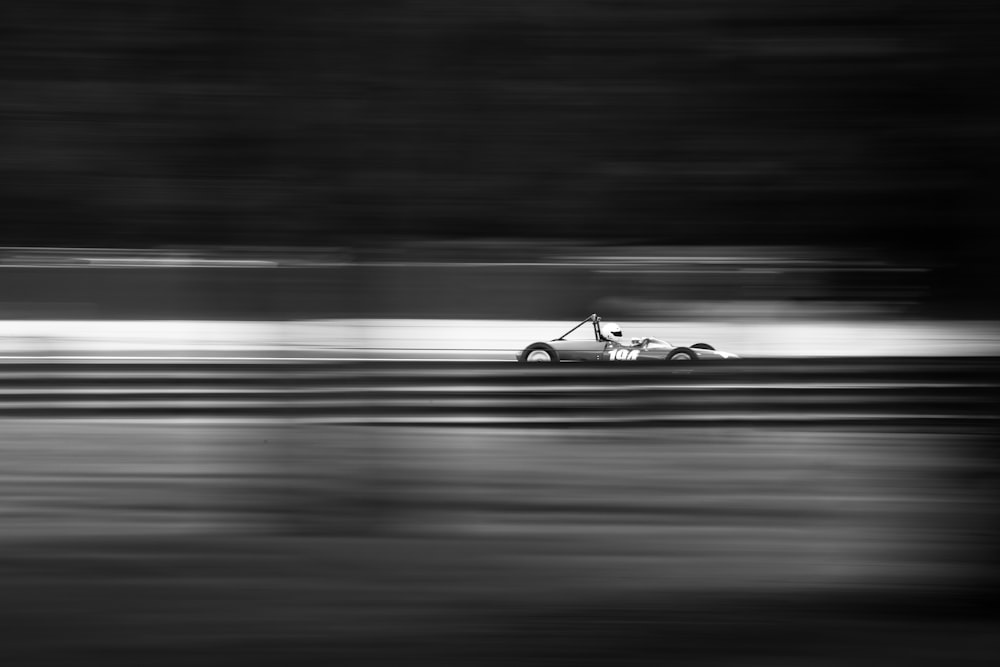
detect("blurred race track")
(1, 357), (999, 664)
(3, 318), (1000, 360)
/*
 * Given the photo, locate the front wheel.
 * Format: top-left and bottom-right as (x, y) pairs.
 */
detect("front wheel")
(520, 344), (559, 363)
(691, 343), (715, 350)
(667, 347), (698, 362)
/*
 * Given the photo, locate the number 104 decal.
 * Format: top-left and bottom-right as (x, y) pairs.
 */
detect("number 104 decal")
(610, 348), (640, 361)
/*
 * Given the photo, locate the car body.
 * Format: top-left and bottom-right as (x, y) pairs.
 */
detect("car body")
(517, 314), (739, 363)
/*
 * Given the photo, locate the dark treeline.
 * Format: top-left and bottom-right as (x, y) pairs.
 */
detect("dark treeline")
(2, 1), (998, 265)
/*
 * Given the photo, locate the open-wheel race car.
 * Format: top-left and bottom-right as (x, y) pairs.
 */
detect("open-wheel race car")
(517, 314), (738, 363)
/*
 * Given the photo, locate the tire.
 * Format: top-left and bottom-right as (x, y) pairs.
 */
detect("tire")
(667, 347), (698, 362)
(520, 344), (559, 363)
(691, 343), (715, 350)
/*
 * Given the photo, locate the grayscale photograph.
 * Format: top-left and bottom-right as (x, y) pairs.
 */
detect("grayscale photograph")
(1, 2), (998, 665)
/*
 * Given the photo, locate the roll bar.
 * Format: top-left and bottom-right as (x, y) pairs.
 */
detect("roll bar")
(555, 313), (602, 341)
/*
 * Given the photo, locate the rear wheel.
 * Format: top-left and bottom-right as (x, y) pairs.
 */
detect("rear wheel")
(521, 344), (559, 363)
(667, 347), (698, 362)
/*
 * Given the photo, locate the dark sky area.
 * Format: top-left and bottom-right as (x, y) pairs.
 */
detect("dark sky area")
(1, 0), (998, 264)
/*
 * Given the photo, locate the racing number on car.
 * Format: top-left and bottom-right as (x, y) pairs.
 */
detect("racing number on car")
(611, 349), (640, 361)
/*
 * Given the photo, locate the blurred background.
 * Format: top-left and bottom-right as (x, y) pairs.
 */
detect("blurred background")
(2, 1), (1000, 665)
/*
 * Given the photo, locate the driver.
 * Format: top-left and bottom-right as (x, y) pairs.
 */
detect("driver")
(600, 322), (624, 346)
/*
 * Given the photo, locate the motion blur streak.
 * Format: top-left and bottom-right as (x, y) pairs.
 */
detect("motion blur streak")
(2, 360), (999, 664)
(1, 359), (997, 422)
(3, 318), (1000, 360)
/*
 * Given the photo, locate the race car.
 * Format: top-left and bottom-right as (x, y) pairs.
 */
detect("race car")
(517, 313), (738, 363)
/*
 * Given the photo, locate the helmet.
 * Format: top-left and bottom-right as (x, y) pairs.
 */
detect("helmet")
(600, 322), (623, 342)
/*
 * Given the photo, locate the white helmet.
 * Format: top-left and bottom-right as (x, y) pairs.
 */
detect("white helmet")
(600, 322), (623, 342)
